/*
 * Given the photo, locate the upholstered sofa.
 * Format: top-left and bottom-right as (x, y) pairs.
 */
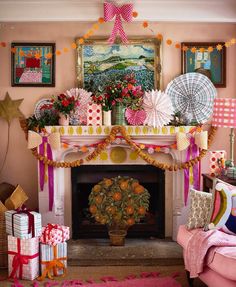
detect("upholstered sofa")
(177, 225), (236, 287)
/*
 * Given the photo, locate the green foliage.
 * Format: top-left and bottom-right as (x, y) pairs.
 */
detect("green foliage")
(89, 176), (150, 227)
(26, 110), (59, 132)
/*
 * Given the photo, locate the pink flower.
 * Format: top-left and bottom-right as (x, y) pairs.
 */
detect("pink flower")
(112, 100), (116, 106)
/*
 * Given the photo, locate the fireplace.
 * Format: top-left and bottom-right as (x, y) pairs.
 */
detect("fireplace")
(38, 125), (192, 241)
(71, 165), (165, 239)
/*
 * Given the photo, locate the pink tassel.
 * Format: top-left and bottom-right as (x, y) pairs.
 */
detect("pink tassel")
(86, 279), (95, 284)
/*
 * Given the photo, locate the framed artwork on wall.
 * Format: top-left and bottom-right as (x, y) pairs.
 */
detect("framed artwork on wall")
(11, 43), (55, 87)
(181, 42), (226, 88)
(76, 37), (162, 93)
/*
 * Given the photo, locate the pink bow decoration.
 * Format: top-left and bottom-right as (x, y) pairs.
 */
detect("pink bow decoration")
(104, 2), (133, 44)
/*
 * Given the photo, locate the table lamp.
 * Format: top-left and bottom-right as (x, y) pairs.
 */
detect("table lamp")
(212, 98), (236, 176)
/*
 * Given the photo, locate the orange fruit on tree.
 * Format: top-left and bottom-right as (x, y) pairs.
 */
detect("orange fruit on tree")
(100, 217), (107, 224)
(131, 181), (139, 190)
(127, 218), (135, 226)
(126, 206), (134, 215)
(93, 184), (101, 193)
(113, 192), (122, 201)
(104, 178), (113, 187)
(95, 215), (101, 222)
(134, 185), (145, 194)
(95, 196), (103, 204)
(120, 180), (129, 190)
(89, 205), (97, 214)
(138, 206), (146, 215)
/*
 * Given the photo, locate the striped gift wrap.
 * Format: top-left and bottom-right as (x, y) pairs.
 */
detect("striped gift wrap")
(39, 242), (67, 279)
(5, 210), (42, 239)
(8, 235), (39, 280)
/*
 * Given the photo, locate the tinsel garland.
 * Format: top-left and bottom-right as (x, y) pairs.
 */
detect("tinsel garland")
(20, 118), (217, 171)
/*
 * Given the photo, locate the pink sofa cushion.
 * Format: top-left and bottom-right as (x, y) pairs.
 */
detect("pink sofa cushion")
(177, 225), (236, 281)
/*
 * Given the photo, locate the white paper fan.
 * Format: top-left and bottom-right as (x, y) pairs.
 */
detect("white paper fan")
(142, 90), (174, 128)
(166, 72), (217, 124)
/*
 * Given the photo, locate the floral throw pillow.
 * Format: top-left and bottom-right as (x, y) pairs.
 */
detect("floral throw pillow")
(186, 189), (212, 230)
(208, 182), (236, 235)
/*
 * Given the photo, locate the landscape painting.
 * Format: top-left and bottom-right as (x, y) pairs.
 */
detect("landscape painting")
(77, 38), (161, 93)
(11, 43), (55, 87)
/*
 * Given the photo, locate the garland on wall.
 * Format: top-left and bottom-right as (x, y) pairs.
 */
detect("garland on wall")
(20, 118), (217, 171)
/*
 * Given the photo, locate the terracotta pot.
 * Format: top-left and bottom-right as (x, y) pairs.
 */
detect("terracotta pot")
(108, 229), (127, 246)
(58, 113), (69, 126)
(103, 110), (112, 126)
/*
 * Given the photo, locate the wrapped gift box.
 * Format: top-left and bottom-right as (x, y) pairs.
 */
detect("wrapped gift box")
(40, 242), (67, 279)
(5, 210), (42, 239)
(40, 224), (70, 246)
(209, 150), (226, 176)
(8, 235), (39, 280)
(87, 104), (102, 126)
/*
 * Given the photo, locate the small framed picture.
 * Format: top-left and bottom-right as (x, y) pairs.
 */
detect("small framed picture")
(11, 43), (55, 87)
(181, 42), (226, 88)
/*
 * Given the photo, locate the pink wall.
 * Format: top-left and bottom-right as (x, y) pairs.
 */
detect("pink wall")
(0, 22), (235, 208)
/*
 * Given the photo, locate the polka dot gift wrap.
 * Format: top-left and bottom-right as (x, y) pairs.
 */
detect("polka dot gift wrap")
(87, 104), (102, 126)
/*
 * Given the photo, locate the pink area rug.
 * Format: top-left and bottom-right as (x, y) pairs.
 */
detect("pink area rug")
(10, 273), (182, 287)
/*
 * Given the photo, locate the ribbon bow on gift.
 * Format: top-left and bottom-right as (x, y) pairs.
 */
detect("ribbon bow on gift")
(176, 131), (208, 151)
(28, 131), (61, 212)
(8, 238), (39, 279)
(104, 2), (133, 44)
(12, 205), (35, 237)
(37, 245), (67, 281)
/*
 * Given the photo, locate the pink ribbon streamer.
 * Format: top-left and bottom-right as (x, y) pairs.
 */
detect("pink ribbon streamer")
(184, 137), (200, 205)
(39, 137), (54, 211)
(104, 2), (133, 44)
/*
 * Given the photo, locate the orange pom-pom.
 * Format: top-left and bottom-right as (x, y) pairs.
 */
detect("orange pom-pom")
(63, 47), (69, 53)
(78, 38), (84, 44)
(142, 21), (148, 28)
(1, 42), (6, 47)
(156, 34), (163, 40)
(11, 47), (16, 53)
(71, 42), (77, 49)
(191, 47), (197, 53)
(166, 39), (172, 45)
(132, 11), (138, 18)
(98, 17), (105, 24)
(56, 50), (61, 56)
(175, 43), (180, 49)
(182, 46), (188, 51)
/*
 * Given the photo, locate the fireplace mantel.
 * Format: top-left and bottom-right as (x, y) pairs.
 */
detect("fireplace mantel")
(39, 125), (194, 240)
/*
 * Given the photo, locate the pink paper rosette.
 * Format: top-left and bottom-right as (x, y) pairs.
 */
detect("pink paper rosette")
(125, 108), (146, 126)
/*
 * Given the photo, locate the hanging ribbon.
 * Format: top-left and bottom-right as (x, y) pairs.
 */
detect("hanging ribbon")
(184, 137), (200, 205)
(39, 137), (54, 211)
(8, 238), (39, 279)
(37, 245), (66, 281)
(104, 2), (133, 44)
(27, 131), (61, 150)
(176, 131), (208, 151)
(12, 205), (35, 238)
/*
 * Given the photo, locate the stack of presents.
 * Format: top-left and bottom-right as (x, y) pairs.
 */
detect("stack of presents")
(0, 184), (70, 281)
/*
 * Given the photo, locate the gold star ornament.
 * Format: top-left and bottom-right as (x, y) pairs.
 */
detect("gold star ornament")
(0, 92), (24, 125)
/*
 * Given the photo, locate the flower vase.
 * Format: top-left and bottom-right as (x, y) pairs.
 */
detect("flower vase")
(58, 113), (69, 126)
(103, 110), (112, 126)
(112, 104), (127, 126)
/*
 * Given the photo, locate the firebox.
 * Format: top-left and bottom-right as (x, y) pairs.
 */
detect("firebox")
(71, 165), (165, 239)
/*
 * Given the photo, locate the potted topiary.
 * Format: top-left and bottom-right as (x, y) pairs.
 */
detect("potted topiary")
(89, 176), (150, 246)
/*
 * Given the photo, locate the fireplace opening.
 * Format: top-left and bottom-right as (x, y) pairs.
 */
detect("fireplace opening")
(72, 165), (165, 239)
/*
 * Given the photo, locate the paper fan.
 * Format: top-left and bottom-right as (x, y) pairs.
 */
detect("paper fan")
(142, 90), (174, 128)
(166, 72), (217, 124)
(125, 108), (146, 125)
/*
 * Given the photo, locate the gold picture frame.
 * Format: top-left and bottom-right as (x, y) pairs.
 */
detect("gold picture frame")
(76, 37), (162, 93)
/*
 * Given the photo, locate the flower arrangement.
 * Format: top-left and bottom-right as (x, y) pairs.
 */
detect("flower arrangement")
(92, 74), (144, 111)
(52, 93), (78, 117)
(89, 176), (150, 228)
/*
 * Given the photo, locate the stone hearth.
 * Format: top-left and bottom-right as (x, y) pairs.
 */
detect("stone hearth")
(38, 125), (192, 241)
